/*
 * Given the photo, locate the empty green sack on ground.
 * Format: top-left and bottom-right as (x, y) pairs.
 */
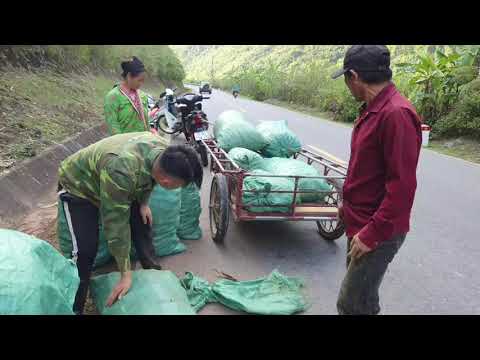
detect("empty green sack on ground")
(214, 110), (267, 152)
(0, 229), (79, 315)
(90, 269), (196, 315)
(177, 183), (202, 240)
(180, 270), (308, 315)
(257, 120), (302, 158)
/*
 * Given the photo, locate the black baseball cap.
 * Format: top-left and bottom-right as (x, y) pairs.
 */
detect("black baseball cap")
(331, 45), (391, 79)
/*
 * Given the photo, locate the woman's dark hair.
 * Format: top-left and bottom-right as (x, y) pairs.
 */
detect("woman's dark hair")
(121, 56), (145, 79)
(156, 145), (203, 188)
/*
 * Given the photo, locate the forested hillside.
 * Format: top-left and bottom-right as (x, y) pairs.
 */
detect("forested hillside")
(173, 45), (480, 142)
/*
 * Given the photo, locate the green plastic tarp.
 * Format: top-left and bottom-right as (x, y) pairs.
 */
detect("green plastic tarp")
(0, 229), (79, 315)
(262, 158), (333, 203)
(257, 120), (302, 158)
(242, 170), (298, 213)
(177, 183), (202, 240)
(57, 185), (186, 270)
(228, 147), (265, 171)
(180, 270), (308, 315)
(214, 110), (267, 152)
(90, 270), (196, 315)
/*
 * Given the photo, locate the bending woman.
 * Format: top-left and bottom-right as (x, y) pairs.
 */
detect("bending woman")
(57, 132), (203, 314)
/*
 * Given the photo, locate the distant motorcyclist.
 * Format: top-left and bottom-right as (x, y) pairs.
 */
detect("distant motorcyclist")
(232, 84), (240, 98)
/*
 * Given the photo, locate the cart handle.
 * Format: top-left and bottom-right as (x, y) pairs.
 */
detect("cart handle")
(306, 145), (348, 168)
(297, 151), (347, 177)
(201, 139), (242, 172)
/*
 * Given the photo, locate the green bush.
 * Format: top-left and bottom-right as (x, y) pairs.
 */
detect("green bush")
(435, 81), (480, 139)
(190, 46), (480, 137)
(332, 89), (359, 123)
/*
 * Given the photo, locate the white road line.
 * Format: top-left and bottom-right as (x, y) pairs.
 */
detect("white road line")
(422, 148), (480, 168)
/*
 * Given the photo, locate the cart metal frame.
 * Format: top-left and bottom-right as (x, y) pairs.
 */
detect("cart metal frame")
(201, 139), (348, 243)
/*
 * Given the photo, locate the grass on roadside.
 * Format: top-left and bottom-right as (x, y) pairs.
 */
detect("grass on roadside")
(427, 138), (480, 164)
(0, 68), (167, 174)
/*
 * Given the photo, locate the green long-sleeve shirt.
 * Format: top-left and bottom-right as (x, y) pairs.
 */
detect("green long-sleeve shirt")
(104, 85), (150, 135)
(58, 132), (168, 273)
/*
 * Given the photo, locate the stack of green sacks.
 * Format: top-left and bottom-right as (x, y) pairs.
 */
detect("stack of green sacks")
(0, 229), (80, 315)
(214, 110), (267, 152)
(228, 147), (265, 171)
(256, 120), (302, 158)
(242, 170), (298, 213)
(227, 147), (332, 212)
(261, 158), (333, 203)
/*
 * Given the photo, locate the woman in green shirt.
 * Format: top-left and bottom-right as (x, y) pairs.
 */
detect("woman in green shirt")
(104, 57), (156, 135)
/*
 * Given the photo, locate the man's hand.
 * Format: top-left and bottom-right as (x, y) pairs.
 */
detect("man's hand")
(140, 203), (153, 226)
(106, 271), (132, 307)
(348, 233), (372, 260)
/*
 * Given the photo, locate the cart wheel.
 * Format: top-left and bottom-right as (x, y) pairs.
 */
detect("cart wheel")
(209, 173), (229, 243)
(199, 143), (208, 167)
(317, 178), (345, 241)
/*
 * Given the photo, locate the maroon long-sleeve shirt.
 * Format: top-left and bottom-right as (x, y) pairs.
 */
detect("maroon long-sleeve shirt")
(342, 83), (422, 250)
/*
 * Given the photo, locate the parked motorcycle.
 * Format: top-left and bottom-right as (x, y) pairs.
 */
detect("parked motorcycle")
(149, 89), (211, 167)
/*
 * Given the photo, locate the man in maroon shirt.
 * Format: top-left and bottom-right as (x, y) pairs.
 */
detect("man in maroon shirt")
(331, 45), (422, 315)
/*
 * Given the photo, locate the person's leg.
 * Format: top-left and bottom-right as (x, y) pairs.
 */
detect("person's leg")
(60, 192), (99, 315)
(337, 234), (406, 315)
(130, 201), (162, 270)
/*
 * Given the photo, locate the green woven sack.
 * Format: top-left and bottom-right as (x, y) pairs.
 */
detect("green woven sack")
(91, 270), (196, 315)
(214, 110), (267, 152)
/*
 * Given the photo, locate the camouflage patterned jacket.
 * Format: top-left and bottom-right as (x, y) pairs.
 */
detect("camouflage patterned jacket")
(58, 132), (169, 273)
(104, 85), (150, 135)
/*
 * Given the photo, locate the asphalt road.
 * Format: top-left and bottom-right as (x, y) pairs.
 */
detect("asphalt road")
(161, 87), (480, 315)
